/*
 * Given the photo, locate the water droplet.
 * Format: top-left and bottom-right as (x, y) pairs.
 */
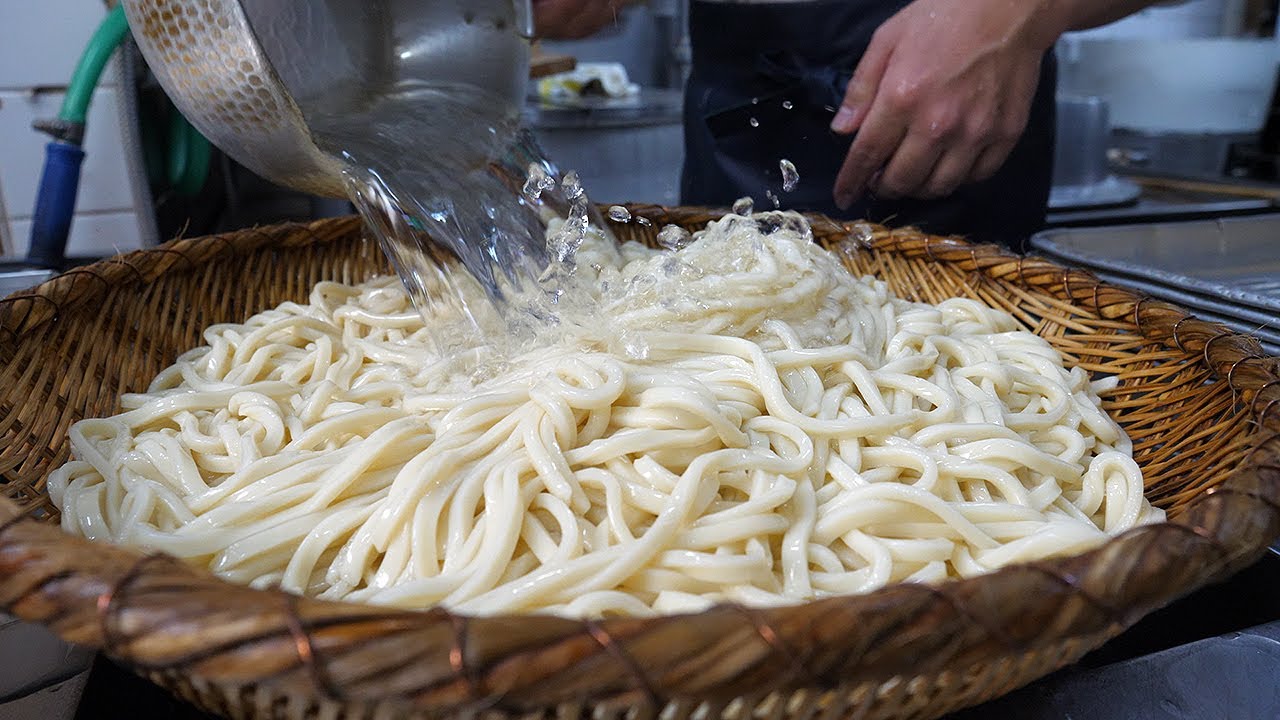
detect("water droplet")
(546, 207), (588, 263)
(751, 97), (760, 105)
(767, 189), (781, 209)
(620, 332), (650, 360)
(732, 196), (754, 216)
(780, 159), (799, 193)
(748, 117), (759, 128)
(635, 216), (652, 227)
(523, 163), (553, 201)
(757, 214), (783, 234)
(607, 205), (632, 223)
(824, 104), (836, 113)
(657, 224), (692, 251)
(627, 272), (658, 292)
(546, 170), (592, 265)
(678, 262), (704, 281)
(782, 100), (794, 110)
(561, 171), (584, 201)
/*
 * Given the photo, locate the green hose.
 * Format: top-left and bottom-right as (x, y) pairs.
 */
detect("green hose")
(168, 109), (212, 196)
(61, 4), (211, 196)
(59, 3), (130, 125)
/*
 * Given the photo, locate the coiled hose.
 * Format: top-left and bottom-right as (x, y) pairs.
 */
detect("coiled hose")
(29, 4), (210, 269)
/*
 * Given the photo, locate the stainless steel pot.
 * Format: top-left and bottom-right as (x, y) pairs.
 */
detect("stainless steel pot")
(121, 0), (533, 198)
(1050, 95), (1141, 210)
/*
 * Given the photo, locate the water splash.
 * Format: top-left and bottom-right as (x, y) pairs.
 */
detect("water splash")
(657, 224), (692, 251)
(307, 81), (623, 359)
(523, 163), (556, 201)
(547, 172), (590, 264)
(780, 159), (799, 193)
(561, 170), (584, 201)
(343, 169), (489, 357)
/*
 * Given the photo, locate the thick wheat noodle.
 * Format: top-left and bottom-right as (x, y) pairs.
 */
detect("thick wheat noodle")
(49, 211), (1165, 617)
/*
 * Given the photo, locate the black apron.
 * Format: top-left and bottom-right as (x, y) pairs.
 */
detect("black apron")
(680, 0), (1057, 251)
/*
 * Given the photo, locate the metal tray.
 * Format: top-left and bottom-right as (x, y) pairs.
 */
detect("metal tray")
(0, 268), (55, 298)
(1031, 215), (1280, 315)
(1080, 270), (1280, 355)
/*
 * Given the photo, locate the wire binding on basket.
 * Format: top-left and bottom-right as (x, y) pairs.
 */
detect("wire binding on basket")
(1025, 564), (1124, 625)
(1171, 315), (1196, 354)
(1203, 331), (1235, 368)
(1158, 505), (1231, 554)
(281, 591), (345, 703)
(447, 611), (483, 704)
(919, 583), (1022, 653)
(1207, 484), (1280, 514)
(97, 554), (167, 659)
(729, 603), (816, 688)
(1255, 380), (1280, 427)
(584, 620), (661, 711)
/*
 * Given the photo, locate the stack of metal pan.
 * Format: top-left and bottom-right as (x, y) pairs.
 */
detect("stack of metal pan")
(1031, 214), (1280, 356)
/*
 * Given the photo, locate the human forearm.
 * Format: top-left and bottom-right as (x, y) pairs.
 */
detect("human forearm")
(828, 0), (1163, 206)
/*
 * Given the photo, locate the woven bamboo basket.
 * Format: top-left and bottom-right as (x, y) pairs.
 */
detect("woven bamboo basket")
(2, 206), (1278, 720)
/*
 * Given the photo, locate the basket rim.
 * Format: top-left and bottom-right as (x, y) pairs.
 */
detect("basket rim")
(2, 206), (1279, 716)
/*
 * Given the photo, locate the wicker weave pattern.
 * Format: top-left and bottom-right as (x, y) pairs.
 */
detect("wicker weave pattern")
(2, 208), (1278, 720)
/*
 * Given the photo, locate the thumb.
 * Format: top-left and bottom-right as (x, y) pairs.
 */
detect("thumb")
(832, 25), (897, 135)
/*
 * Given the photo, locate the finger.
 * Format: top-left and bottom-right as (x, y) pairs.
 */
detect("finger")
(872, 130), (944, 199)
(831, 24), (898, 134)
(920, 147), (981, 200)
(967, 67), (1037, 182)
(833, 102), (908, 209)
(968, 140), (1017, 184)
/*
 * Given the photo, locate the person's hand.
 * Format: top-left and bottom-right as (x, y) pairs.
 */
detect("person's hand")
(830, 0), (1066, 207)
(533, 0), (628, 40)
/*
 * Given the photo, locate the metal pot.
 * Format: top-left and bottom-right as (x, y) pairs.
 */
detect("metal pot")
(121, 0), (533, 198)
(1050, 95), (1141, 210)
(527, 89), (685, 206)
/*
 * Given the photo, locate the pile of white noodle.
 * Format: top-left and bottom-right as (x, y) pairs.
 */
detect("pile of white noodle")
(50, 211), (1164, 617)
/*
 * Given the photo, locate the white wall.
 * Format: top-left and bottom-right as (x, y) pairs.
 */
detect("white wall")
(0, 1), (148, 260)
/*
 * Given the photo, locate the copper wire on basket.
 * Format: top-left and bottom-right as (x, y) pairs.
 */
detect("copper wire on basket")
(1255, 380), (1280, 427)
(447, 611), (484, 704)
(1025, 563), (1124, 625)
(280, 591), (346, 703)
(583, 620), (660, 712)
(729, 603), (819, 688)
(97, 554), (168, 660)
(0, 208), (1278, 720)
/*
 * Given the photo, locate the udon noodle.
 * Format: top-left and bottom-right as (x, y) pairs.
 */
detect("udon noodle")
(50, 211), (1164, 617)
